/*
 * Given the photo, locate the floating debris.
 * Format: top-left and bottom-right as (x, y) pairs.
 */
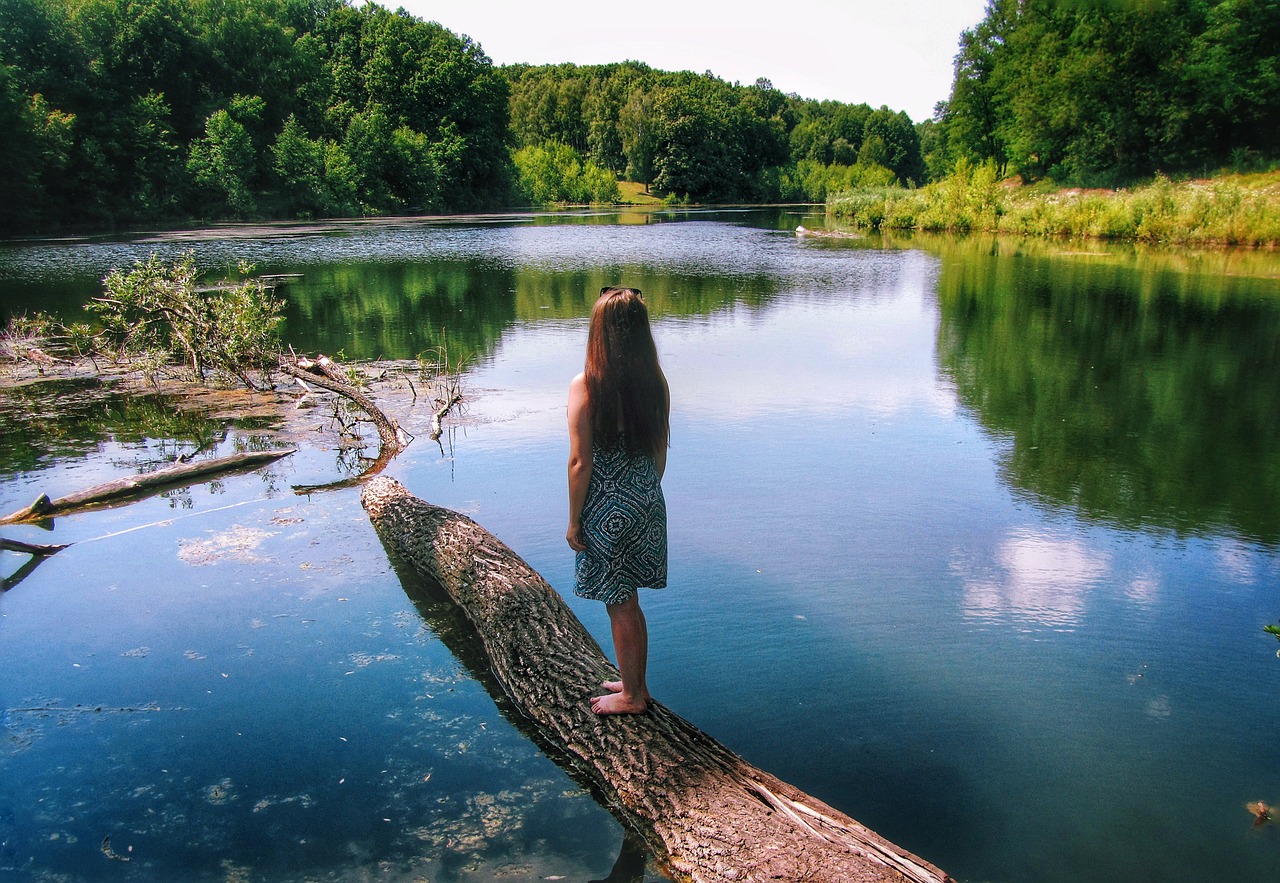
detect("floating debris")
(178, 525), (276, 565)
(350, 651), (399, 668)
(204, 778), (235, 805)
(1247, 801), (1274, 827)
(252, 793), (315, 813)
(100, 835), (131, 862)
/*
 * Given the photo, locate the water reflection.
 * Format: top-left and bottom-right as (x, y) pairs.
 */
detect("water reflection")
(590, 828), (651, 883)
(936, 236), (1280, 547)
(279, 260), (788, 362)
(0, 378), (227, 474)
(953, 529), (1112, 628)
(4, 217), (1280, 883)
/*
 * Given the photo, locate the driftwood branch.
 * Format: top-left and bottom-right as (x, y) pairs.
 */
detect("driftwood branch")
(430, 393), (462, 441)
(0, 448), (295, 525)
(0, 538), (69, 555)
(0, 536), (69, 591)
(281, 356), (408, 452)
(361, 476), (950, 883)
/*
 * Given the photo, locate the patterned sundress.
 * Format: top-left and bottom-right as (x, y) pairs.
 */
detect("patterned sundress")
(574, 443), (667, 605)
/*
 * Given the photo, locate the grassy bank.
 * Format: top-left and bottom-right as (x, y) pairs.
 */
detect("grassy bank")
(827, 164), (1280, 247)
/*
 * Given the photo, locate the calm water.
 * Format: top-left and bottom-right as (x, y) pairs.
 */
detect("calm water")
(2, 210), (1279, 882)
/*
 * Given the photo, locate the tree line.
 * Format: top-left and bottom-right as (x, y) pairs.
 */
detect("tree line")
(2, 0), (1276, 235)
(505, 61), (924, 204)
(0, 0), (925, 233)
(0, 0), (510, 232)
(933, 0), (1280, 187)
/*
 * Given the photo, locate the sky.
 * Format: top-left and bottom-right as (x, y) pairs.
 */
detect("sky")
(397, 0), (991, 123)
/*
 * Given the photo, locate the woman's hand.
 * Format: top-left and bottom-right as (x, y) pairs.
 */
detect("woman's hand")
(567, 521), (586, 552)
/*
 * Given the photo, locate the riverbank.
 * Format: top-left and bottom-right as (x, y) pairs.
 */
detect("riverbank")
(828, 167), (1280, 247)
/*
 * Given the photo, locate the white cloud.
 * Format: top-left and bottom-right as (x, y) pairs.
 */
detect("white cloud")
(955, 531), (1112, 629)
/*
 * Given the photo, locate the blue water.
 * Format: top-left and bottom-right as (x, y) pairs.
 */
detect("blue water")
(2, 212), (1279, 881)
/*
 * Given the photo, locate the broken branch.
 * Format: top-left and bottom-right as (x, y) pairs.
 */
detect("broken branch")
(0, 448), (295, 525)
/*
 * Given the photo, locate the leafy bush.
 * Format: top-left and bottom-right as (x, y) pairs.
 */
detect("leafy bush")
(91, 254), (284, 388)
(513, 143), (621, 205)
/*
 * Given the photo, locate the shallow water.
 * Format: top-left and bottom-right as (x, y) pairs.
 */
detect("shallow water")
(2, 211), (1279, 882)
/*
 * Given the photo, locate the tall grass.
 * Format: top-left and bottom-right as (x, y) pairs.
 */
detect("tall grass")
(827, 164), (1280, 247)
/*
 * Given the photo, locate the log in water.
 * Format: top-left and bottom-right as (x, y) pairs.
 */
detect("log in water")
(361, 475), (950, 883)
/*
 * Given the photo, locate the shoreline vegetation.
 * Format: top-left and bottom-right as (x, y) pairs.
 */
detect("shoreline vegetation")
(826, 166), (1280, 248)
(4, 2), (1276, 238)
(0, 256), (468, 491)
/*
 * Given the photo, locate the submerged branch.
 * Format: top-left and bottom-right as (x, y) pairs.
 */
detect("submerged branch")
(0, 448), (295, 526)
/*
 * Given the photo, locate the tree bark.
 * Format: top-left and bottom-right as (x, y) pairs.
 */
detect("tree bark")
(361, 476), (950, 883)
(0, 448), (295, 525)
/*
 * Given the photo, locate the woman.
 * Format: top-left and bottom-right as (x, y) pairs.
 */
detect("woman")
(567, 287), (670, 715)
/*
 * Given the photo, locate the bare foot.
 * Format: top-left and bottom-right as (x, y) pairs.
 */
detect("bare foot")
(590, 691), (648, 715)
(602, 681), (651, 703)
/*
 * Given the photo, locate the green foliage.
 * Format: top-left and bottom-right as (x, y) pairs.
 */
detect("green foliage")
(936, 0), (1280, 186)
(188, 97), (262, 215)
(272, 114), (358, 218)
(504, 62), (923, 203)
(779, 159), (895, 202)
(828, 167), (1280, 246)
(512, 143), (620, 205)
(0, 0), (512, 232)
(5, 0), (1275, 227)
(90, 254), (284, 387)
(0, 79), (75, 227)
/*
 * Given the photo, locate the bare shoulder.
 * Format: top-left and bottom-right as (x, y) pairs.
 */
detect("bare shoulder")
(569, 372), (588, 403)
(568, 372), (590, 417)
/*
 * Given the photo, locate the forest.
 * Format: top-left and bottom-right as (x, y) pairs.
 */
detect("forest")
(0, 0), (1277, 234)
(938, 0), (1280, 186)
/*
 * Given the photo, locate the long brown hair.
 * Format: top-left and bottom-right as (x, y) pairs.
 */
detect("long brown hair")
(584, 287), (668, 456)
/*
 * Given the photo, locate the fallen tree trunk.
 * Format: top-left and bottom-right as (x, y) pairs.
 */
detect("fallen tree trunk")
(0, 448), (295, 525)
(361, 476), (950, 883)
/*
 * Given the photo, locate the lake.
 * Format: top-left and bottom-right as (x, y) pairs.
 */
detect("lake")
(1, 209), (1279, 883)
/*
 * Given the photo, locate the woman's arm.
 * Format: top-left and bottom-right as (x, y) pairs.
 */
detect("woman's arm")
(654, 370), (670, 479)
(566, 372), (593, 551)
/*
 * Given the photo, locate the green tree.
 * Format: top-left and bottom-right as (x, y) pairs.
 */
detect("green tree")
(939, 0), (1280, 185)
(313, 2), (511, 210)
(619, 84), (659, 186)
(188, 94), (263, 214)
(650, 75), (743, 200)
(121, 90), (183, 217)
(1186, 0), (1280, 164)
(942, 0), (1012, 175)
(271, 112), (357, 217)
(0, 76), (75, 232)
(92, 253), (284, 388)
(513, 142), (620, 204)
